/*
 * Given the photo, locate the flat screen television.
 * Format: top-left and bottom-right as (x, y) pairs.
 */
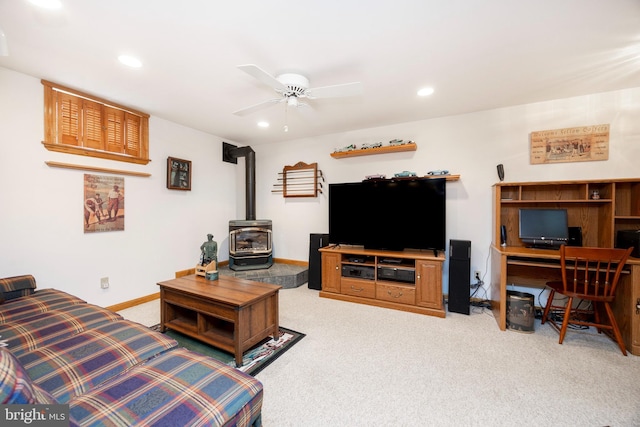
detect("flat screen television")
(329, 178), (446, 253)
(518, 208), (569, 249)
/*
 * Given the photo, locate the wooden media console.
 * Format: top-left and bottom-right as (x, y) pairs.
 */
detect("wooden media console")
(319, 246), (445, 317)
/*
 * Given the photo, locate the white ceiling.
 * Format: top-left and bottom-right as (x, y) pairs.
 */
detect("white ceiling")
(1, 0), (639, 145)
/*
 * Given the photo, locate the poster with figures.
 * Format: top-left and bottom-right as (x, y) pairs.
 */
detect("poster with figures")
(84, 174), (124, 233)
(530, 124), (609, 164)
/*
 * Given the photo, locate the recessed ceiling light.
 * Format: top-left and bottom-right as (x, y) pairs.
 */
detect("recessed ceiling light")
(417, 87), (435, 97)
(257, 121), (269, 128)
(118, 55), (142, 68)
(28, 0), (62, 9)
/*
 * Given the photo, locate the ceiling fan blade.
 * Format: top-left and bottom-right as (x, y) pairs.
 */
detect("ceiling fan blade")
(237, 64), (288, 92)
(232, 98), (283, 116)
(306, 82), (362, 99)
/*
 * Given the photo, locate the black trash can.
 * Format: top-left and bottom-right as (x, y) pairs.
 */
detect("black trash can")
(506, 290), (535, 333)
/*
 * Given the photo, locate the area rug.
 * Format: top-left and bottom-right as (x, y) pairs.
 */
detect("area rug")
(149, 324), (305, 376)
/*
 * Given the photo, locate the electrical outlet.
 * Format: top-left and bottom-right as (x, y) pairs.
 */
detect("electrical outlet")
(100, 277), (109, 289)
(474, 271), (481, 281)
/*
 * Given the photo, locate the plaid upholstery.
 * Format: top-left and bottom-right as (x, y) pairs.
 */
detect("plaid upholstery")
(0, 274), (37, 302)
(69, 348), (263, 427)
(0, 304), (122, 357)
(0, 288), (85, 325)
(0, 347), (57, 404)
(32, 383), (58, 404)
(20, 320), (178, 402)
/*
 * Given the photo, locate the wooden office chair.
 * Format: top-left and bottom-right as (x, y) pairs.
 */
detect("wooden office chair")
(541, 245), (633, 356)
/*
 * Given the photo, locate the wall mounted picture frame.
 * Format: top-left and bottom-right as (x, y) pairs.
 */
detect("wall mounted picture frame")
(167, 157), (191, 190)
(530, 124), (609, 164)
(84, 174), (124, 233)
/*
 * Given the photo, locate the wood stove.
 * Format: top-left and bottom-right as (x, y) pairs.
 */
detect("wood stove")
(229, 219), (273, 271)
(223, 143), (274, 271)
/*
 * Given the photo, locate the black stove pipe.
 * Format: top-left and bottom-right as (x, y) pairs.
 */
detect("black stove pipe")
(222, 142), (256, 221)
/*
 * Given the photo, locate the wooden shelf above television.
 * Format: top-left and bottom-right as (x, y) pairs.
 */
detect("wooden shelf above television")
(331, 142), (417, 158)
(383, 174), (460, 182)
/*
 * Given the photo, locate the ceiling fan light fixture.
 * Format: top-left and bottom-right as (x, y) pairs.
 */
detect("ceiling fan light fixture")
(233, 64), (362, 117)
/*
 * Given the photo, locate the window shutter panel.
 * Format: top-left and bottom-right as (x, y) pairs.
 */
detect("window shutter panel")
(105, 107), (124, 153)
(57, 92), (80, 146)
(124, 113), (141, 157)
(83, 99), (104, 150)
(42, 80), (150, 164)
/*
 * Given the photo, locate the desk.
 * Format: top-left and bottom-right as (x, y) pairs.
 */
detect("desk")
(157, 274), (280, 366)
(490, 245), (640, 355)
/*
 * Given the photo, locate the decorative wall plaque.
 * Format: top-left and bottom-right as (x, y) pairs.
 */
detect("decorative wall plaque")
(530, 124), (609, 164)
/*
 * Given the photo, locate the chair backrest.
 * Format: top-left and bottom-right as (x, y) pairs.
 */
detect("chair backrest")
(559, 245), (633, 300)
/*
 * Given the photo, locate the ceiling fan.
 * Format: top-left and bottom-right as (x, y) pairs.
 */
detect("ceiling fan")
(232, 64), (362, 116)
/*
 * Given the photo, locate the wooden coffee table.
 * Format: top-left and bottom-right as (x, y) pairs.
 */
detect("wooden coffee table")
(157, 274), (280, 367)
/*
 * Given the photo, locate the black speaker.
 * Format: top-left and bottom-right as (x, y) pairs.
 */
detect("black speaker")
(568, 226), (582, 247)
(497, 164), (505, 181)
(616, 229), (640, 257)
(448, 239), (471, 315)
(308, 233), (329, 290)
(500, 225), (507, 246)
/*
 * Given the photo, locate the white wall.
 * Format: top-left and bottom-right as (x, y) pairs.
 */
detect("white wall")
(0, 68), (239, 306)
(2, 65), (639, 304)
(254, 88), (640, 296)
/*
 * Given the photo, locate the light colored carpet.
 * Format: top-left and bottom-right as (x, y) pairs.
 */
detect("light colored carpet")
(118, 286), (640, 426)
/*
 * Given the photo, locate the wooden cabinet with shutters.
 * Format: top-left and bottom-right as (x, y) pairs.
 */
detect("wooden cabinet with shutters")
(42, 80), (150, 165)
(319, 246), (445, 318)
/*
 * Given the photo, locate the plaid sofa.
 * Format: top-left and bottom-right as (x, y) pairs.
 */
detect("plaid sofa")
(0, 275), (263, 426)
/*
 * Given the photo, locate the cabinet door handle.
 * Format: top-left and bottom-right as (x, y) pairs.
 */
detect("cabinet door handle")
(335, 266), (339, 270)
(416, 275), (420, 279)
(351, 286), (364, 292)
(387, 290), (403, 298)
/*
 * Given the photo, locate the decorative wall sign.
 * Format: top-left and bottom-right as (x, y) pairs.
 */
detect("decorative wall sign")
(530, 124), (609, 164)
(167, 157), (192, 190)
(84, 174), (124, 233)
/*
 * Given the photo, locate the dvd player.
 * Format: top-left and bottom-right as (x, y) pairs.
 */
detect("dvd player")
(342, 265), (375, 280)
(377, 266), (415, 283)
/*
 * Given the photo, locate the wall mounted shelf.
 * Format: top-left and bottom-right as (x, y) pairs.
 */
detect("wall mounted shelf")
(373, 174), (460, 182)
(45, 161), (151, 177)
(331, 142), (417, 158)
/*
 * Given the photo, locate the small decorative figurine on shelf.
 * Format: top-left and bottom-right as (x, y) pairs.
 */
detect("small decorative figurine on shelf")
(196, 233), (219, 280)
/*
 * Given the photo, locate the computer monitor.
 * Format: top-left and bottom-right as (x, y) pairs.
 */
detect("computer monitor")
(518, 208), (569, 249)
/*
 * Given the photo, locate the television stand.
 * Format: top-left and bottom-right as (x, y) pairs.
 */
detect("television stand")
(319, 245), (445, 318)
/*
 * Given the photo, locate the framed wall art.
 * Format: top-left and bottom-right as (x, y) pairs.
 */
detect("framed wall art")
(167, 157), (192, 190)
(84, 174), (124, 233)
(530, 124), (609, 164)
